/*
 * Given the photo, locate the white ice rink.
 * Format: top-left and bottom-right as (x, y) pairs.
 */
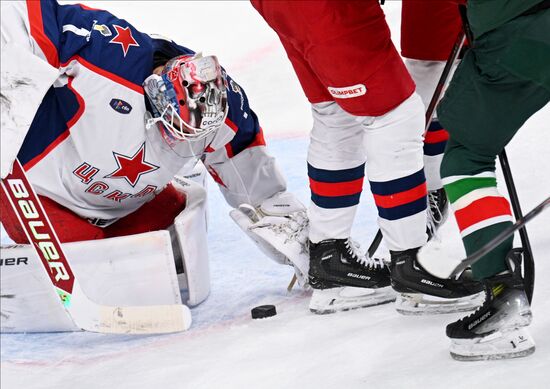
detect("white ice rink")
(2, 2), (550, 388)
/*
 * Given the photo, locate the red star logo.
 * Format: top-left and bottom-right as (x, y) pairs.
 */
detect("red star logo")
(105, 143), (159, 187)
(109, 25), (139, 57)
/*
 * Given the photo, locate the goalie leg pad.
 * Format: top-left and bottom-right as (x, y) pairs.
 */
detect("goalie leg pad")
(1, 230), (182, 333)
(171, 168), (211, 307)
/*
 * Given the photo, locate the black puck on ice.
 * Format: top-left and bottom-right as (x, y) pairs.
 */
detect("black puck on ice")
(251, 304), (277, 319)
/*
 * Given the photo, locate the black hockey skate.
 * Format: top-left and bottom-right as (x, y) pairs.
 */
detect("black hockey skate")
(308, 238), (395, 314)
(427, 187), (449, 240)
(447, 249), (535, 361)
(390, 248), (484, 315)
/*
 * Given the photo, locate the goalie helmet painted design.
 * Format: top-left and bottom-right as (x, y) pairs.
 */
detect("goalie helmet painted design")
(144, 53), (228, 141)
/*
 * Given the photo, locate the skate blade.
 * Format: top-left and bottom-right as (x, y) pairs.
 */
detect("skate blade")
(309, 286), (396, 315)
(450, 327), (535, 361)
(395, 292), (484, 316)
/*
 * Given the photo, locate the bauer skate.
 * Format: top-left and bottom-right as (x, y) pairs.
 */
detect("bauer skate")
(447, 249), (535, 361)
(308, 238), (395, 314)
(390, 248), (484, 315)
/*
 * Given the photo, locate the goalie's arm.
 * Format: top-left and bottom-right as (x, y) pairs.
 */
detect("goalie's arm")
(203, 73), (287, 208)
(0, 2), (59, 178)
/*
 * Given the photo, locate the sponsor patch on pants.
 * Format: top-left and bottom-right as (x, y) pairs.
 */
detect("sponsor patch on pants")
(327, 84), (367, 99)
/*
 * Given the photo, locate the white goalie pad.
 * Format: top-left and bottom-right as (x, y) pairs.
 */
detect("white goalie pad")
(171, 165), (210, 306)
(1, 231), (182, 333)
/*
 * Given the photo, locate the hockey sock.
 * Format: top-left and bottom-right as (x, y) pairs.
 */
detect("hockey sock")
(442, 171), (513, 279)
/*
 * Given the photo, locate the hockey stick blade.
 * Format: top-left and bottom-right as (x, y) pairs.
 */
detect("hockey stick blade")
(448, 196), (550, 278)
(1, 160), (191, 334)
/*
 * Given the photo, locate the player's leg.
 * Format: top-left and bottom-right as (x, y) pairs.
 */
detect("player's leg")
(360, 93), (479, 315)
(307, 102), (396, 313)
(300, 2), (420, 312)
(282, 39), (396, 312)
(438, 10), (550, 359)
(252, 1), (405, 312)
(401, 0), (464, 235)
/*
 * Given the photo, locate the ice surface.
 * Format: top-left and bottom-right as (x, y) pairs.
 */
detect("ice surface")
(2, 2), (549, 389)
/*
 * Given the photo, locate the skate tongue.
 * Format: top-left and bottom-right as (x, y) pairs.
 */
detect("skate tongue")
(416, 244), (460, 280)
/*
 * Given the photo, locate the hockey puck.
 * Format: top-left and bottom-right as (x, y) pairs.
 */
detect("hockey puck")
(251, 305), (277, 319)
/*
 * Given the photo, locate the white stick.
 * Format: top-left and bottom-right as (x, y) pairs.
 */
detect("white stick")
(1, 160), (191, 334)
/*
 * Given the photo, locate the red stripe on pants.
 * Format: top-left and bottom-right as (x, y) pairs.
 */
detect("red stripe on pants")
(309, 177), (364, 197)
(372, 182), (427, 208)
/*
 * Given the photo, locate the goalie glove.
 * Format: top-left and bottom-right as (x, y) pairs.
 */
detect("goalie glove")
(229, 192), (310, 287)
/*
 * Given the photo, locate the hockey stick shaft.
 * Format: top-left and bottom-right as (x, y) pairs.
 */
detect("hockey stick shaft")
(499, 151), (535, 303)
(367, 18), (465, 258)
(1, 160), (191, 334)
(451, 196), (549, 277)
(424, 29), (465, 132)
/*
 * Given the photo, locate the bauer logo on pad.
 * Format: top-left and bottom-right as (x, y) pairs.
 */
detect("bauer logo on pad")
(327, 84), (367, 99)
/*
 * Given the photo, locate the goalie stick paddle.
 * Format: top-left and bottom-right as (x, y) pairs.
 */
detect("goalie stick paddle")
(449, 196), (550, 278)
(1, 159), (192, 334)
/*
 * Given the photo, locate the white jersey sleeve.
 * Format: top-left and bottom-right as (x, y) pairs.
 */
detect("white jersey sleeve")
(1, 1), (59, 178)
(202, 74), (286, 208)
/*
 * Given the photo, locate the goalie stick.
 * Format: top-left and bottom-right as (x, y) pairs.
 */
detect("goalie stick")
(1, 159), (192, 334)
(449, 195), (549, 279)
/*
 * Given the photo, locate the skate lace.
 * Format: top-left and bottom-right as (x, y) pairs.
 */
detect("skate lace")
(345, 239), (384, 269)
(427, 191), (443, 238)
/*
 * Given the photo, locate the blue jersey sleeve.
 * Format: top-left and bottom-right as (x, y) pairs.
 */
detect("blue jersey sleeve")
(223, 73), (266, 157)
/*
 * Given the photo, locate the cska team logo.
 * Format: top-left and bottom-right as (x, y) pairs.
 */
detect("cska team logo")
(105, 143), (159, 187)
(109, 25), (139, 57)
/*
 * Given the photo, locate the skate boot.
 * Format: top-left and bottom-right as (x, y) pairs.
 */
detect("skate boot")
(390, 248), (484, 315)
(308, 238), (396, 314)
(447, 249), (535, 361)
(427, 188), (449, 240)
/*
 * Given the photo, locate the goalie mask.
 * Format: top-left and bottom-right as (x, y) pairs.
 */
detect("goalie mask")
(144, 54), (228, 141)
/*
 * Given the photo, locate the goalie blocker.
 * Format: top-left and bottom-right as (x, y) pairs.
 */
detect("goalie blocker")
(0, 171), (210, 333)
